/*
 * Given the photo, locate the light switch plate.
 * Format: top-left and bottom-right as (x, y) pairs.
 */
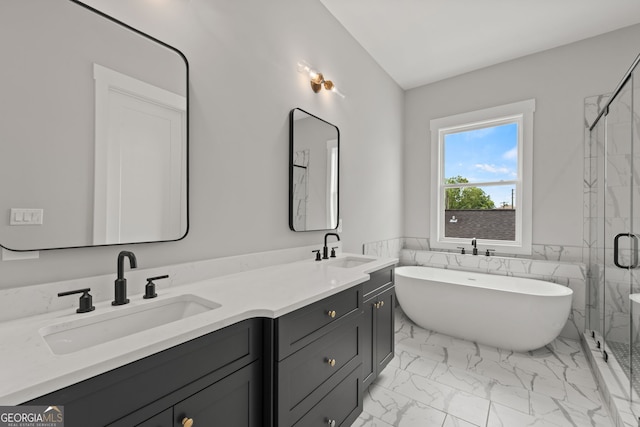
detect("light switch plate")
(10, 208), (43, 225)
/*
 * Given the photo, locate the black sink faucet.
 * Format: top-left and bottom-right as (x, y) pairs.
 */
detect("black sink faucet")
(113, 251), (137, 306)
(471, 238), (478, 255)
(323, 233), (340, 259)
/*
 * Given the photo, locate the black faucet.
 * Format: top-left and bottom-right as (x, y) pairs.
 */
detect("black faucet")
(323, 233), (340, 259)
(471, 238), (478, 256)
(113, 251), (137, 306)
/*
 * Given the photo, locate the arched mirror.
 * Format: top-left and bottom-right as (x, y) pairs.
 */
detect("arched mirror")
(289, 108), (339, 232)
(0, 0), (189, 251)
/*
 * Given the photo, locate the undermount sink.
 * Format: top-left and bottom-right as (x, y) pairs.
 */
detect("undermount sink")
(326, 256), (376, 268)
(40, 294), (221, 355)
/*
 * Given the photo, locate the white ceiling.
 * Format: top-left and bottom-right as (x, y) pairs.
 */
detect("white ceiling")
(319, 0), (640, 89)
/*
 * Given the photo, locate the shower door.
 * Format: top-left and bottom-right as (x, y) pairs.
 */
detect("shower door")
(601, 72), (639, 397)
(630, 69), (640, 396)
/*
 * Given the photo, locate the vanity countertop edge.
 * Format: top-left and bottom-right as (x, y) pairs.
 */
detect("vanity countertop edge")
(0, 254), (397, 405)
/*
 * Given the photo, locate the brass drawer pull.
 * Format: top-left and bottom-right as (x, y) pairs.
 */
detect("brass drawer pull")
(327, 358), (336, 367)
(182, 417), (194, 427)
(327, 310), (336, 318)
(374, 300), (385, 309)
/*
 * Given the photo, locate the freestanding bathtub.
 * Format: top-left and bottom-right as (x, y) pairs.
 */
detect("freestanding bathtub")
(395, 266), (573, 352)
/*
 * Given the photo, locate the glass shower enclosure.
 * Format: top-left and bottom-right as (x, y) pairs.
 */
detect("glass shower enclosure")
(587, 53), (640, 398)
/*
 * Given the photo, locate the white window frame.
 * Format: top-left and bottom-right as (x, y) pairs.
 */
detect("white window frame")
(429, 99), (535, 255)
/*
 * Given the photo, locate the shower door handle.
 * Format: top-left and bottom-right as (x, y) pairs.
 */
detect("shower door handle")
(614, 232), (639, 269)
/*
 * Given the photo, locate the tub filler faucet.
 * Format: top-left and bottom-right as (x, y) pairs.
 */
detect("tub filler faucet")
(471, 238), (478, 255)
(113, 250), (137, 306)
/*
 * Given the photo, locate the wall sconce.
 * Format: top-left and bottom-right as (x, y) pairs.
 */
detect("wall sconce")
(297, 61), (345, 98)
(449, 215), (458, 223)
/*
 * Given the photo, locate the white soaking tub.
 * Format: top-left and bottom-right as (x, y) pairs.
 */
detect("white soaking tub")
(395, 266), (573, 352)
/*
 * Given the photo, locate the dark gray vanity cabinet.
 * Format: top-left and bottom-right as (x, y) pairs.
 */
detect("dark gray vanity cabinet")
(362, 266), (395, 390)
(25, 319), (264, 427)
(274, 285), (364, 427)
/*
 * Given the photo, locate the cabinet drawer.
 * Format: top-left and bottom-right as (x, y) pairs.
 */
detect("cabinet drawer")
(363, 267), (394, 298)
(277, 316), (362, 423)
(276, 286), (361, 359)
(292, 364), (362, 427)
(136, 409), (172, 427)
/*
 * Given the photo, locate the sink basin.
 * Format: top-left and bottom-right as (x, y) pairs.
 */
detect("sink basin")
(40, 294), (221, 355)
(326, 256), (376, 268)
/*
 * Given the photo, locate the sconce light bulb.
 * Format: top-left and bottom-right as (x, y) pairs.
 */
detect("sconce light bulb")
(331, 86), (346, 99)
(297, 60), (344, 98)
(297, 60), (311, 74)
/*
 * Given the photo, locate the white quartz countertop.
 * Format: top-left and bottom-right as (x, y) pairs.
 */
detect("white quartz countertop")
(0, 254), (396, 404)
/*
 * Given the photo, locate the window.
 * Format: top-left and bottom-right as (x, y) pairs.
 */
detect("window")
(430, 99), (535, 254)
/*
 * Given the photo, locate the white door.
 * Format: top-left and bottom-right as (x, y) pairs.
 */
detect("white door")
(93, 64), (186, 244)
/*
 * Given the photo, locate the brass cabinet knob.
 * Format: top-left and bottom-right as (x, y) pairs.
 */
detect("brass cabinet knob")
(380, 300), (385, 307)
(327, 358), (336, 367)
(374, 302), (380, 309)
(327, 419), (336, 427)
(182, 417), (194, 427)
(327, 310), (336, 318)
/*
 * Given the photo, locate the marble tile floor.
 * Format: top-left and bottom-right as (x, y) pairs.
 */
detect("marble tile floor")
(354, 308), (613, 427)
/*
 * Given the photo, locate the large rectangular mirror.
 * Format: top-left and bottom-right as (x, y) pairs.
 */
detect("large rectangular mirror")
(289, 108), (339, 232)
(0, 0), (189, 251)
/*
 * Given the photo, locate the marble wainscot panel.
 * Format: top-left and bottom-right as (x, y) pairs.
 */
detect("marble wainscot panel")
(0, 242), (343, 323)
(363, 237), (405, 258)
(398, 249), (586, 341)
(364, 237), (585, 263)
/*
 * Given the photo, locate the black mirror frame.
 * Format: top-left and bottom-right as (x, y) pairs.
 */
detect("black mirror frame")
(288, 108), (340, 232)
(1, 0), (189, 252)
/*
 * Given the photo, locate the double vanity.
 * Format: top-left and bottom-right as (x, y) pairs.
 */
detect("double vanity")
(0, 253), (396, 426)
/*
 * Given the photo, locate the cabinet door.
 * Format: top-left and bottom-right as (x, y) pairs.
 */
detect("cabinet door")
(174, 360), (262, 427)
(136, 409), (172, 427)
(361, 296), (375, 389)
(375, 288), (395, 373)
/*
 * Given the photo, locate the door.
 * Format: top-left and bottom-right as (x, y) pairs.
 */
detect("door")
(375, 288), (395, 373)
(603, 75), (634, 388)
(93, 64), (186, 244)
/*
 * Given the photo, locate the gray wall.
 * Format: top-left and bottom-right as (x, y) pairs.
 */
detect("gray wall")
(0, 0), (404, 288)
(403, 23), (640, 248)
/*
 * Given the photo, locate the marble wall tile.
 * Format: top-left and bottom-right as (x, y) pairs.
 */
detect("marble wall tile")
(362, 237), (404, 258)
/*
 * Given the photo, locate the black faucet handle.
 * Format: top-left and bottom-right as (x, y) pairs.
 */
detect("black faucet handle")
(330, 246), (338, 258)
(143, 275), (169, 299)
(58, 288), (95, 314)
(312, 250), (321, 261)
(456, 246), (466, 255)
(485, 249), (496, 257)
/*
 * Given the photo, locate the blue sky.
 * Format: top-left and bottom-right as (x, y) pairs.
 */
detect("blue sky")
(444, 122), (518, 207)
